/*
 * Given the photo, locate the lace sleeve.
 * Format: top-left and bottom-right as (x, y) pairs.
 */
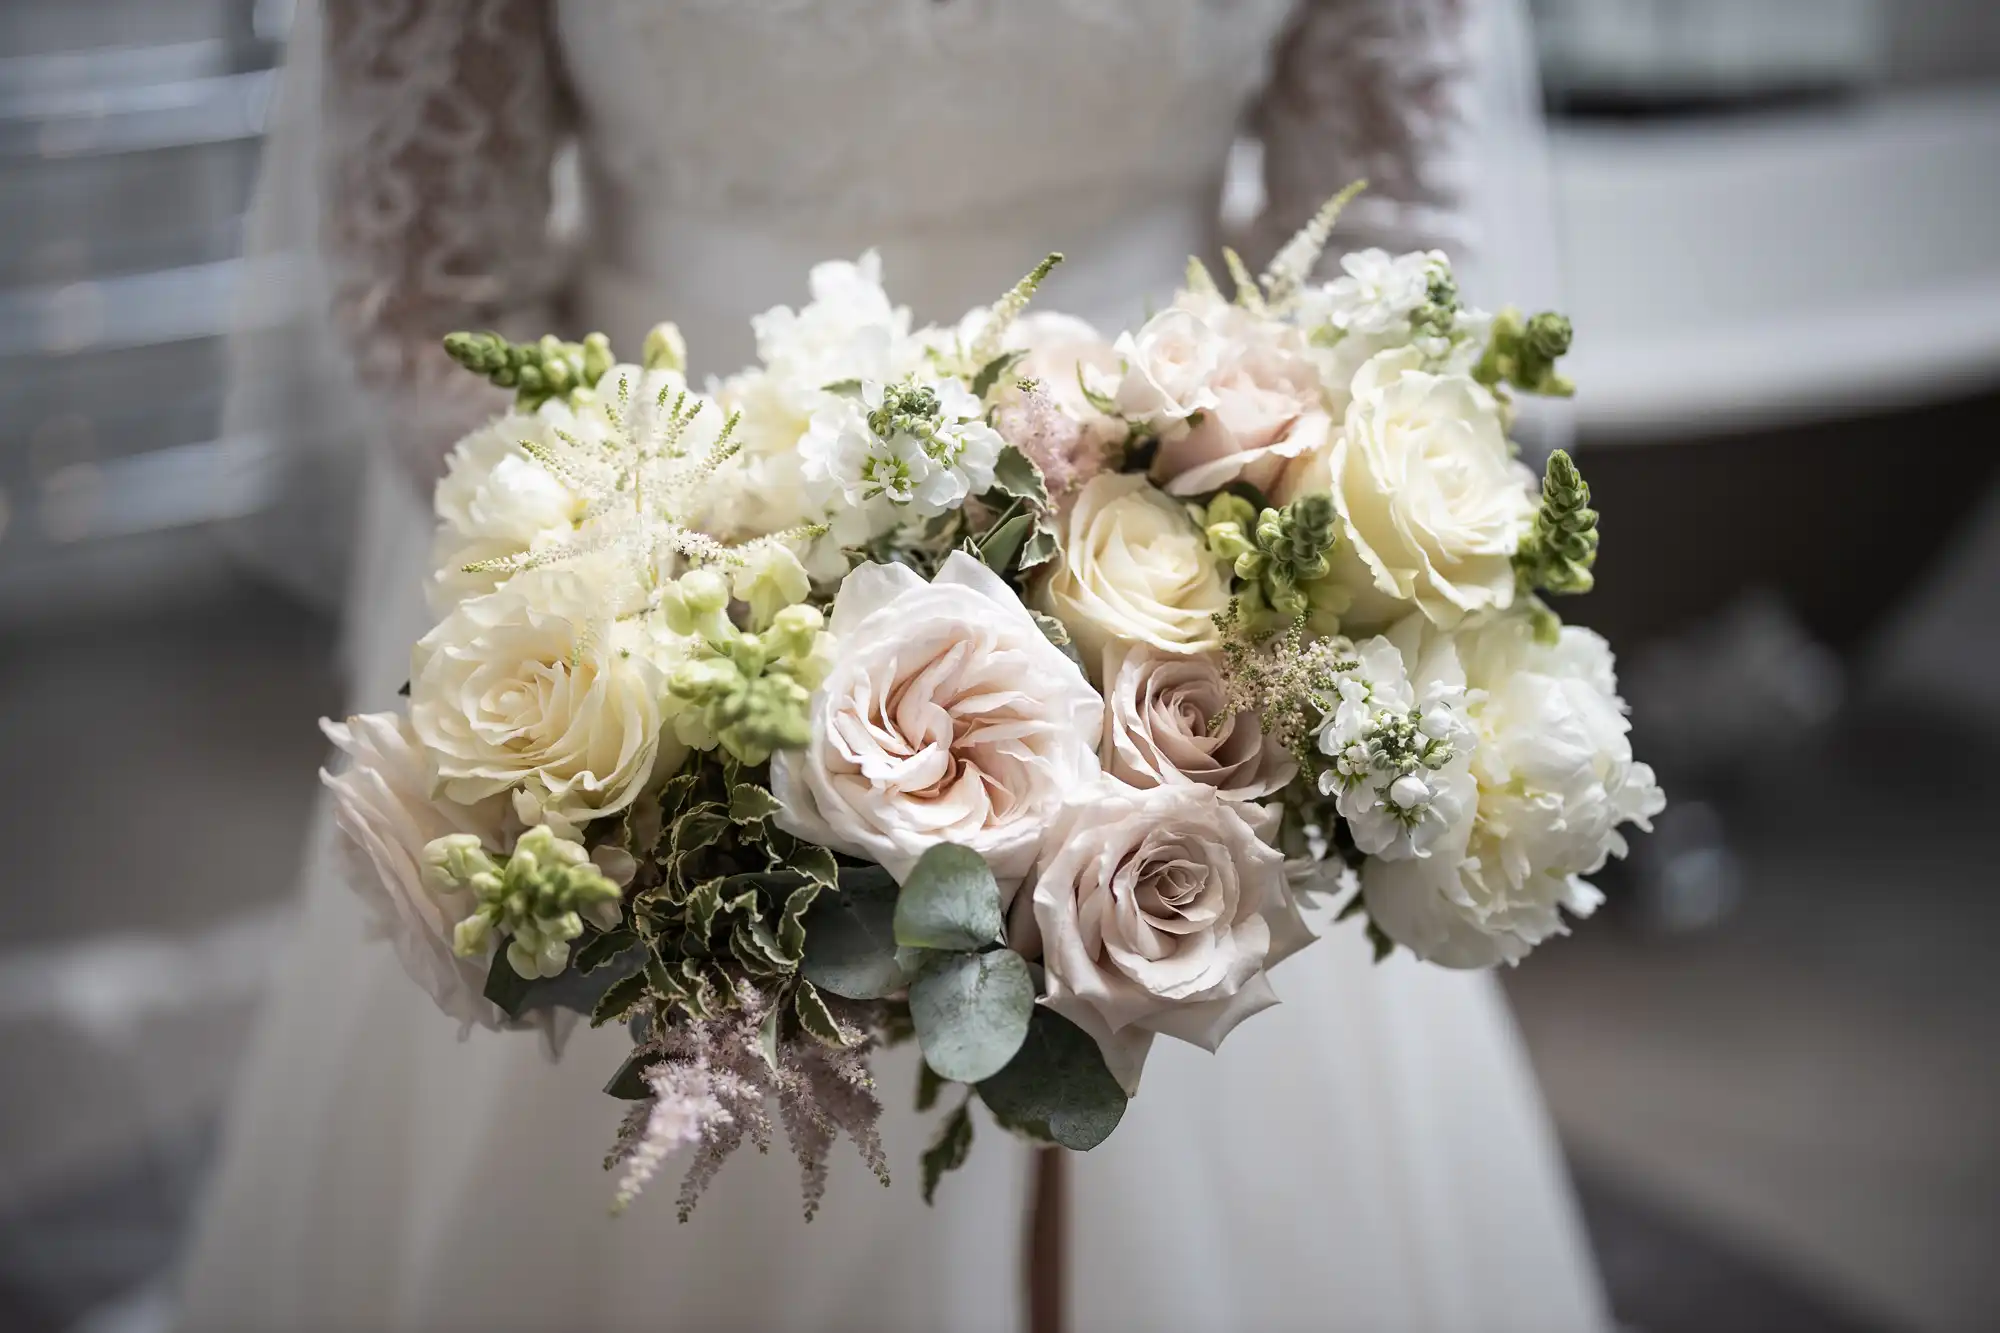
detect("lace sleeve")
(1250, 0), (1473, 268)
(322, 0), (573, 481)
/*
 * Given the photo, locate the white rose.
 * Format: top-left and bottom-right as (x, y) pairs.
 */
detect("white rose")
(410, 556), (680, 826)
(430, 409), (588, 610)
(1149, 303), (1332, 498)
(1286, 347), (1536, 632)
(1038, 473), (1229, 674)
(771, 551), (1102, 887)
(320, 712), (515, 1032)
(1023, 782), (1314, 1092)
(1363, 613), (1665, 968)
(1112, 306), (1224, 425)
(1101, 643), (1296, 805)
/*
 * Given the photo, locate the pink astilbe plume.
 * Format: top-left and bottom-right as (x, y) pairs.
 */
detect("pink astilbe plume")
(993, 387), (1114, 518)
(606, 982), (888, 1221)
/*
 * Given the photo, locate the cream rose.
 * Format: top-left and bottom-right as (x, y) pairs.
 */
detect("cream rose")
(771, 551), (1102, 887)
(1038, 473), (1229, 674)
(1282, 347), (1537, 632)
(430, 410), (588, 611)
(409, 556), (678, 827)
(1101, 643), (1296, 805)
(1148, 303), (1333, 498)
(320, 712), (515, 1031)
(1022, 782), (1314, 1091)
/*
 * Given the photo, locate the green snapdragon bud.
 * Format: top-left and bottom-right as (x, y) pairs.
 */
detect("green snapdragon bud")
(1514, 449), (1598, 600)
(1474, 308), (1576, 399)
(641, 321), (686, 373)
(423, 825), (622, 980)
(441, 330), (618, 410)
(1204, 491), (1340, 629)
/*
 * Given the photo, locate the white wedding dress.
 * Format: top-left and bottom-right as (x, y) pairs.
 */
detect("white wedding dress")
(178, 2), (1606, 1329)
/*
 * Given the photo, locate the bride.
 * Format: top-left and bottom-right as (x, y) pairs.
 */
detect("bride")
(179, 2), (1605, 1329)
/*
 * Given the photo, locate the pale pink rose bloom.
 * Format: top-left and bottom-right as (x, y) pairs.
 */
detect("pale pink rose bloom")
(1099, 643), (1296, 804)
(771, 552), (1103, 891)
(1018, 781), (1315, 1092)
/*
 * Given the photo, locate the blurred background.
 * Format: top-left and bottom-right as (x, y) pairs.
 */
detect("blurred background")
(1, 1), (1996, 1330)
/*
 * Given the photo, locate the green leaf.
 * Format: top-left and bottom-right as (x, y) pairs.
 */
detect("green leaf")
(976, 1006), (1128, 1151)
(573, 928), (637, 974)
(794, 980), (848, 1047)
(916, 1060), (947, 1112)
(518, 943), (643, 1017)
(988, 442), (1049, 509)
(604, 1048), (652, 1100)
(894, 843), (1003, 952)
(728, 783), (784, 825)
(588, 967), (648, 1028)
(790, 843), (840, 890)
(672, 805), (731, 855)
(482, 949), (534, 1018)
(970, 350), (1026, 399)
(1366, 920), (1396, 964)
(757, 996), (783, 1072)
(799, 867), (914, 1000)
(821, 378), (864, 396)
(921, 1100), (976, 1205)
(777, 882), (819, 960)
(978, 512), (1032, 573)
(1018, 521), (1060, 573)
(910, 950), (1035, 1084)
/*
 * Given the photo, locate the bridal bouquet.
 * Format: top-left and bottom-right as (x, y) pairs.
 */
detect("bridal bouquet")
(324, 188), (1662, 1219)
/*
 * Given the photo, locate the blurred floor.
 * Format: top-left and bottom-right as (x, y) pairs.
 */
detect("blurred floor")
(0, 510), (1995, 1331)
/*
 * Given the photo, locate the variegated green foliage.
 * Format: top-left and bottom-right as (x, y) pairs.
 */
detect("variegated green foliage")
(587, 758), (846, 1045)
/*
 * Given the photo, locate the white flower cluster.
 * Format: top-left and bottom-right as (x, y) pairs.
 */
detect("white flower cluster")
(800, 377), (1002, 517)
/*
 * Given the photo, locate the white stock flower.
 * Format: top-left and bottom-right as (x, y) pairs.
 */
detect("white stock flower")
(1315, 625), (1476, 861)
(409, 556), (682, 827)
(1023, 781), (1314, 1092)
(1363, 613), (1665, 969)
(798, 378), (1001, 518)
(1312, 248), (1445, 337)
(704, 252), (921, 543)
(430, 408), (589, 610)
(1101, 643), (1295, 805)
(320, 712), (514, 1032)
(1038, 473), (1229, 674)
(1281, 347), (1535, 632)
(771, 552), (1102, 887)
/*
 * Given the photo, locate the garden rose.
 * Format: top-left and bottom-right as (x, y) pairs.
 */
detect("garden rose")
(1022, 782), (1314, 1091)
(1101, 643), (1295, 805)
(1038, 473), (1229, 674)
(771, 551), (1102, 888)
(1280, 347), (1536, 631)
(320, 712), (515, 1032)
(1148, 303), (1332, 498)
(409, 556), (678, 828)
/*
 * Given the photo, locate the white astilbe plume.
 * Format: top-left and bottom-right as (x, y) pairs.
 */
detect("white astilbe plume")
(606, 982), (888, 1222)
(466, 365), (823, 590)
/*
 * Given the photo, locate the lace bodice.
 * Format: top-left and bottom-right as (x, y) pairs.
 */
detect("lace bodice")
(321, 0), (1474, 476)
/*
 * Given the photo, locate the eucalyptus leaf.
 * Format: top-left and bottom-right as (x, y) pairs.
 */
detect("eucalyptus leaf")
(910, 950), (1034, 1084)
(800, 869), (913, 999)
(920, 1100), (975, 1205)
(916, 1060), (947, 1113)
(976, 1006), (1127, 1151)
(894, 843), (1003, 952)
